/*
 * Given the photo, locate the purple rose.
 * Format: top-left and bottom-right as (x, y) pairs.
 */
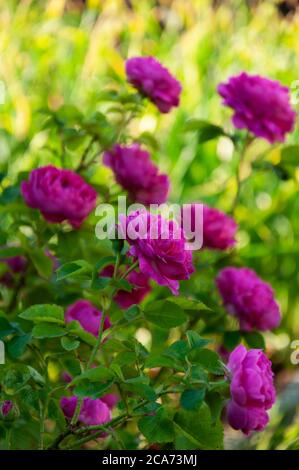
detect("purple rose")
(227, 345), (276, 435)
(218, 72), (296, 143)
(1, 256), (27, 273)
(119, 210), (194, 295)
(21, 166), (97, 228)
(65, 300), (111, 337)
(60, 396), (111, 426)
(1, 400), (13, 417)
(203, 205), (237, 250)
(0, 253), (27, 287)
(181, 204), (238, 250)
(103, 144), (169, 205)
(100, 394), (119, 410)
(126, 56), (182, 113)
(216, 267), (281, 331)
(101, 264), (151, 309)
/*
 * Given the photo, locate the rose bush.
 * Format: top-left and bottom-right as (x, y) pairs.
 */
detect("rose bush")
(0, 1), (298, 452)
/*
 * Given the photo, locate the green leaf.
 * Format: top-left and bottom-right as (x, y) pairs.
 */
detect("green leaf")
(174, 404), (224, 450)
(189, 349), (223, 375)
(180, 388), (205, 411)
(90, 256), (116, 289)
(243, 331), (265, 349)
(70, 366), (115, 404)
(19, 304), (64, 324)
(73, 379), (115, 399)
(32, 323), (67, 339)
(123, 382), (156, 401)
(0, 247), (24, 258)
(91, 275), (111, 290)
(56, 260), (92, 281)
(223, 331), (241, 350)
(28, 366), (46, 385)
(70, 366), (114, 385)
(138, 407), (175, 443)
(7, 333), (31, 358)
(61, 357), (82, 377)
(48, 398), (66, 428)
(145, 355), (179, 369)
(144, 300), (187, 329)
(281, 145), (299, 165)
(124, 305), (141, 322)
(1, 364), (31, 395)
(186, 331), (212, 349)
(205, 392), (224, 425)
(0, 316), (15, 339)
(167, 296), (211, 312)
(29, 248), (53, 279)
(60, 336), (80, 351)
(164, 340), (189, 361)
(66, 321), (96, 346)
(111, 351), (137, 367)
(185, 119), (225, 143)
(110, 278), (133, 292)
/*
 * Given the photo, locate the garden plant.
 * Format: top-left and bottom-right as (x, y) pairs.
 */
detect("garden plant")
(1, 0), (299, 452)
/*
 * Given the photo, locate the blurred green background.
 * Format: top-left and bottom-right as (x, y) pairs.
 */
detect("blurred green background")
(0, 0), (299, 449)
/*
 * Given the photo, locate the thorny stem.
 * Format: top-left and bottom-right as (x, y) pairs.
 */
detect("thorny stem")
(77, 136), (97, 172)
(49, 258), (144, 448)
(59, 388), (183, 450)
(119, 260), (139, 280)
(48, 387), (183, 450)
(113, 253), (121, 279)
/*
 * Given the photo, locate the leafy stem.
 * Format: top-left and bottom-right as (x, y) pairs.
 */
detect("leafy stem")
(77, 135), (97, 172)
(231, 133), (254, 214)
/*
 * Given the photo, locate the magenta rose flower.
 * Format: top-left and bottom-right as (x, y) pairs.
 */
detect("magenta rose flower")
(126, 56), (182, 113)
(227, 344), (276, 435)
(21, 166), (97, 228)
(216, 267), (281, 331)
(101, 264), (151, 309)
(65, 300), (111, 337)
(100, 394), (119, 410)
(203, 205), (237, 250)
(103, 144), (169, 205)
(60, 396), (111, 426)
(218, 72), (296, 143)
(1, 400), (13, 417)
(119, 210), (194, 295)
(181, 204), (237, 250)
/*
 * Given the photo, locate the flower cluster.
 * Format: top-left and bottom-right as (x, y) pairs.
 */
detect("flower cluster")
(15, 57), (296, 446)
